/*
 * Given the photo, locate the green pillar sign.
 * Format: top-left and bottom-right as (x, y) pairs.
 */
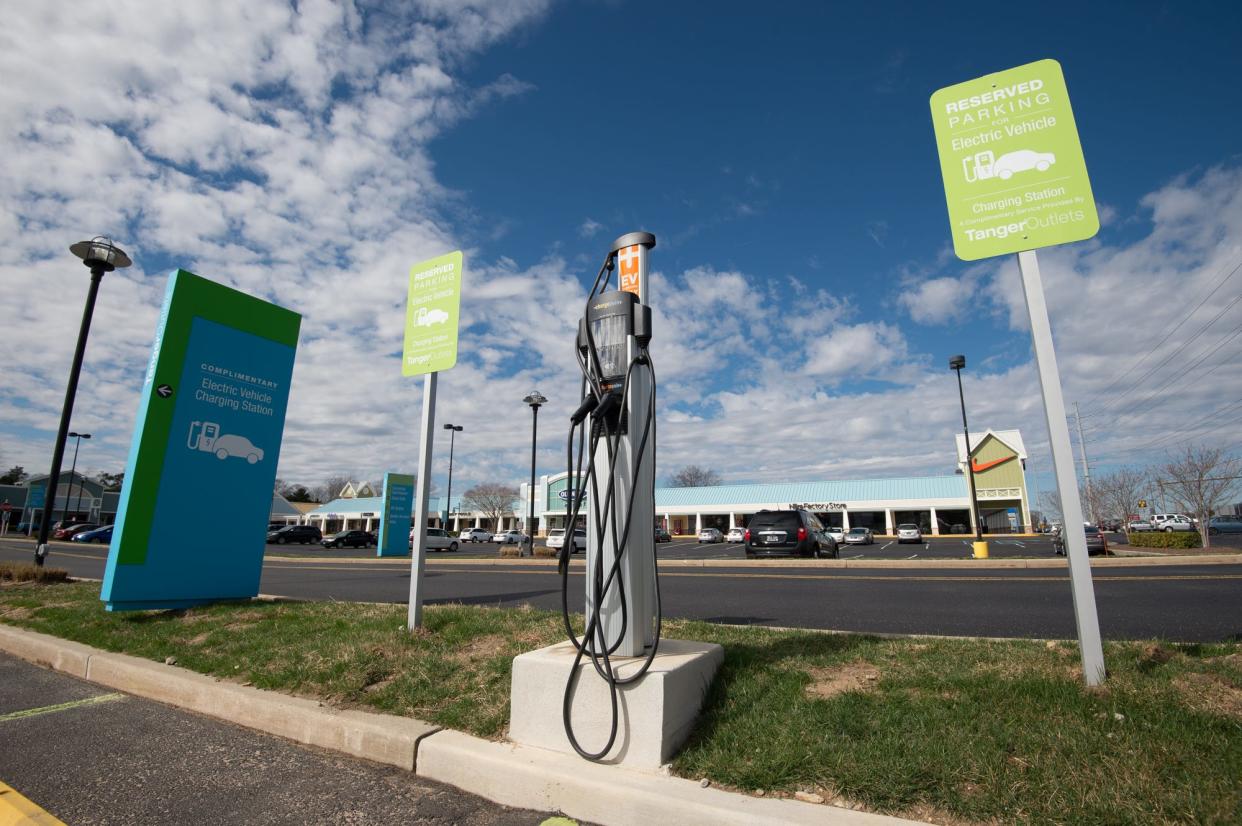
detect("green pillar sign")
(930, 59), (1098, 261)
(403, 251), (463, 376)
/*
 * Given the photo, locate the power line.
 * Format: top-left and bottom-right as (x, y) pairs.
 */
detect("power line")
(1097, 319), (1242, 428)
(1092, 397), (1242, 462)
(1081, 254), (1242, 411)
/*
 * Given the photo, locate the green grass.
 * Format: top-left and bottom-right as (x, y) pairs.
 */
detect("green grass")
(2, 580), (1239, 824)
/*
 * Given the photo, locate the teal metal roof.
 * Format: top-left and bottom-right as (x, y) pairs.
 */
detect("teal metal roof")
(305, 494), (474, 516)
(653, 476), (969, 508)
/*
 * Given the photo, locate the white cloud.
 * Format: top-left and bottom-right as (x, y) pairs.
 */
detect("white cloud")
(0, 2), (1238, 505)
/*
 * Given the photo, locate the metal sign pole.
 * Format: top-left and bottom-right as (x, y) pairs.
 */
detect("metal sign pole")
(1016, 249), (1106, 685)
(407, 371), (437, 629)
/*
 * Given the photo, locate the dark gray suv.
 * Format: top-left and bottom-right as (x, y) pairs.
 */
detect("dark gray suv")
(744, 509), (838, 559)
(267, 525), (322, 545)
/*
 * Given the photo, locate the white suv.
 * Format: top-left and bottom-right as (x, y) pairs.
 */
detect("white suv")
(547, 528), (586, 553)
(410, 527), (459, 551)
(1152, 513), (1193, 530)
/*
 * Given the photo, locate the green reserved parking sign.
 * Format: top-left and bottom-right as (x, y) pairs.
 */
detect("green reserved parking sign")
(930, 59), (1099, 260)
(402, 251), (463, 376)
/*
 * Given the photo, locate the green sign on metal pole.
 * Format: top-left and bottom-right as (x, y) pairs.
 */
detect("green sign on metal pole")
(402, 251), (463, 376)
(930, 59), (1098, 261)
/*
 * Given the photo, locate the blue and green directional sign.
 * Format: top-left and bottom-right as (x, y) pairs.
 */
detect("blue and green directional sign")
(101, 270), (301, 611)
(378, 472), (414, 557)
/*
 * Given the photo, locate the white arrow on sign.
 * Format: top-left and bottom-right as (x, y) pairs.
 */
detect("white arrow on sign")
(156, 384), (173, 398)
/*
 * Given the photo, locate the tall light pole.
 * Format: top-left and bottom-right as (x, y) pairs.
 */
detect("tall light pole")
(523, 391), (547, 555)
(950, 355), (987, 558)
(442, 424), (462, 530)
(36, 238), (131, 565)
(63, 432), (91, 522)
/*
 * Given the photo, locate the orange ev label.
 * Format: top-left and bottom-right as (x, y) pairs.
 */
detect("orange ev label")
(618, 245), (641, 295)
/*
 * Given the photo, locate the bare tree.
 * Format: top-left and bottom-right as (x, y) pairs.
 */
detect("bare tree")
(1037, 489), (1062, 524)
(460, 482), (518, 531)
(1157, 446), (1242, 550)
(668, 465), (721, 488)
(312, 474), (356, 504)
(1094, 466), (1150, 533)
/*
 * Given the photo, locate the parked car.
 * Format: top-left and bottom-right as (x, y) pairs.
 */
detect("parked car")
(493, 530), (525, 545)
(548, 527), (587, 553)
(1207, 515), (1242, 536)
(1054, 524), (1108, 556)
(654, 527), (671, 543)
(322, 530), (374, 549)
(461, 528), (493, 542)
(726, 526), (745, 543)
(896, 523), (922, 544)
(72, 525), (113, 544)
(844, 527), (874, 545)
(53, 523), (96, 540)
(1127, 520), (1154, 532)
(744, 509), (838, 559)
(1151, 513), (1192, 529)
(824, 525), (846, 544)
(697, 527), (724, 544)
(1160, 517), (1195, 532)
(267, 525), (322, 544)
(412, 527), (459, 552)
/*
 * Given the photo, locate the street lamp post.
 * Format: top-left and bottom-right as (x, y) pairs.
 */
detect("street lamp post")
(36, 238), (131, 566)
(62, 432), (91, 522)
(950, 355), (987, 558)
(523, 391), (547, 556)
(442, 424), (462, 530)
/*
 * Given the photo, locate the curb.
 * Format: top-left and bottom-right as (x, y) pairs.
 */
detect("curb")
(419, 729), (921, 826)
(0, 623), (925, 825)
(0, 625), (438, 772)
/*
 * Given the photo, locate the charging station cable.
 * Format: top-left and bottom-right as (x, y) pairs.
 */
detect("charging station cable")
(556, 253), (662, 761)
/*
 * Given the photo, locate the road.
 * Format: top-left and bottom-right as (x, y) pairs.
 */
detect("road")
(0, 653), (555, 825)
(4, 537), (1240, 642)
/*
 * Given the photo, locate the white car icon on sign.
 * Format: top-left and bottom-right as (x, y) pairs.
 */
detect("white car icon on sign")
(993, 150), (1055, 180)
(416, 307), (449, 326)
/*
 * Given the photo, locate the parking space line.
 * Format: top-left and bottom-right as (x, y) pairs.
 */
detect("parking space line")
(0, 780), (66, 825)
(0, 693), (125, 723)
(907, 554), (919, 560)
(881, 541), (893, 550)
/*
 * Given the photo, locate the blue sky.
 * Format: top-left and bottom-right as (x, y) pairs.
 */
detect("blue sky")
(1, 1), (1240, 505)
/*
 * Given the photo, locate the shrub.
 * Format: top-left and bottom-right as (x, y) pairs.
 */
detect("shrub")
(533, 546), (558, 558)
(1125, 531), (1201, 549)
(0, 562), (70, 583)
(498, 546), (522, 558)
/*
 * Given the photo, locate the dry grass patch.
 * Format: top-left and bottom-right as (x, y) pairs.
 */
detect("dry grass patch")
(1175, 672), (1242, 719)
(0, 562), (70, 583)
(805, 661), (881, 699)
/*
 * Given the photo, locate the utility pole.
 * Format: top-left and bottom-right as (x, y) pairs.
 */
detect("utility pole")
(1073, 402), (1094, 524)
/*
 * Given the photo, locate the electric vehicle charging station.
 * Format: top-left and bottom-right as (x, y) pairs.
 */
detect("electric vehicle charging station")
(507, 232), (723, 766)
(581, 234), (657, 658)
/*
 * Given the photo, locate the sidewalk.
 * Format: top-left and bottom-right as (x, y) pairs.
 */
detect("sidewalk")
(0, 624), (924, 826)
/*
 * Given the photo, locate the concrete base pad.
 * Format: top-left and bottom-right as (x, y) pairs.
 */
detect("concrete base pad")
(508, 638), (723, 767)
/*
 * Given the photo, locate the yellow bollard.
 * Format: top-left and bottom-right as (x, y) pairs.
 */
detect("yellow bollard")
(972, 541), (990, 559)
